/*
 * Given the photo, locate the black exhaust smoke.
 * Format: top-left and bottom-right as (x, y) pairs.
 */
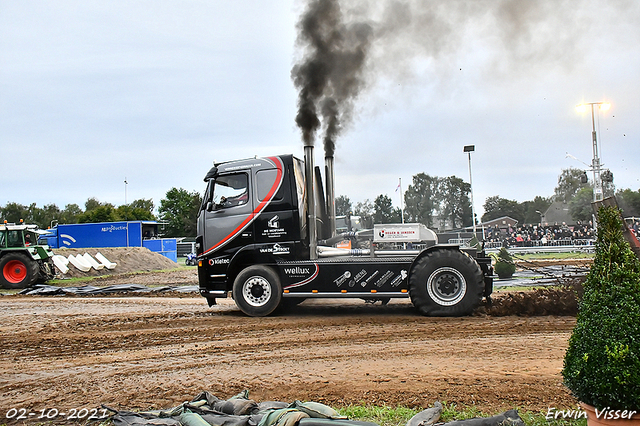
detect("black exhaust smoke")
(292, 0), (373, 239)
(292, 0), (373, 154)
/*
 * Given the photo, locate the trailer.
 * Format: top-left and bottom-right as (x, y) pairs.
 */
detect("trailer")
(43, 221), (178, 262)
(196, 150), (493, 316)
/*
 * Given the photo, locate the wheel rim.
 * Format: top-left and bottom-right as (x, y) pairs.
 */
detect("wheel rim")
(427, 267), (467, 306)
(242, 276), (272, 307)
(4, 260), (27, 284)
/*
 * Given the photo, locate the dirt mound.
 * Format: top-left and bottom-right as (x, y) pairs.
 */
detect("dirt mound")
(483, 279), (584, 317)
(53, 247), (179, 278)
(515, 258), (593, 268)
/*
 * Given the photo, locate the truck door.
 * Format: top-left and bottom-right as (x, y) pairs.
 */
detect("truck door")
(199, 172), (253, 256)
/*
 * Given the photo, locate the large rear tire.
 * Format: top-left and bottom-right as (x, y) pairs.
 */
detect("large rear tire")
(0, 253), (39, 289)
(409, 249), (484, 316)
(232, 266), (282, 316)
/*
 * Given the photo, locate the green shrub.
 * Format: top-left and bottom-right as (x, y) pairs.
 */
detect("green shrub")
(562, 205), (640, 410)
(494, 247), (516, 279)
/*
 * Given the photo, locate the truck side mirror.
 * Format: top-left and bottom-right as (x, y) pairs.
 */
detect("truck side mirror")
(204, 166), (218, 181)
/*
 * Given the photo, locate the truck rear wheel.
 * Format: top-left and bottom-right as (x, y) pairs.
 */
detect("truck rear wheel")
(0, 253), (39, 289)
(232, 266), (282, 316)
(409, 249), (484, 316)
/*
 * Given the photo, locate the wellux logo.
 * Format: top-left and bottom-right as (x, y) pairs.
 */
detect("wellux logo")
(284, 266), (311, 275)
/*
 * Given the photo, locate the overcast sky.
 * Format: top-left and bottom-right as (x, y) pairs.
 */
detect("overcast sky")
(1, 0), (639, 218)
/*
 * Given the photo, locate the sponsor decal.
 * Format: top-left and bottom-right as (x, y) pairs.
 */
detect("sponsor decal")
(101, 225), (127, 233)
(261, 215), (288, 238)
(333, 271), (352, 287)
(283, 266), (311, 276)
(283, 263), (319, 289)
(378, 229), (418, 239)
(224, 163), (262, 171)
(60, 234), (77, 246)
(208, 258), (230, 266)
(374, 270), (395, 288)
(390, 270), (408, 287)
(259, 243), (290, 255)
(362, 270), (379, 287)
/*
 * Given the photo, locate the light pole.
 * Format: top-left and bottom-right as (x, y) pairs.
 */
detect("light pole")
(576, 102), (611, 202)
(463, 145), (476, 234)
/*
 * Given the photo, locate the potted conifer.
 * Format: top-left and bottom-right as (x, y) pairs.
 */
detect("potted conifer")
(562, 205), (640, 425)
(494, 247), (516, 279)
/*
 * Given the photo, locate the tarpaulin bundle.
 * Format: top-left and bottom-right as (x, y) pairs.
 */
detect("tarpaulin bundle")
(107, 391), (380, 426)
(18, 283), (199, 295)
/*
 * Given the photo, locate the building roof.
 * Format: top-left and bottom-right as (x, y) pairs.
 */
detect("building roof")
(480, 216), (519, 228)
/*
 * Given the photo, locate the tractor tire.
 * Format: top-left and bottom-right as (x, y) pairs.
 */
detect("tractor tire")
(232, 265), (282, 317)
(409, 249), (484, 316)
(0, 253), (39, 289)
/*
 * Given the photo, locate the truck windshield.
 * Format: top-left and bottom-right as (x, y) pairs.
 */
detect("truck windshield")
(212, 173), (249, 209)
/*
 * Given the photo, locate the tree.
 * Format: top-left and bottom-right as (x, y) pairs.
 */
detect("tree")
(439, 176), (472, 229)
(335, 195), (352, 216)
(159, 188), (202, 237)
(31, 203), (62, 229)
(569, 187), (595, 222)
(116, 199), (156, 221)
(554, 168), (590, 203)
(404, 173), (440, 227)
(373, 194), (401, 224)
(353, 199), (373, 229)
(84, 197), (103, 212)
(78, 204), (118, 223)
(616, 188), (640, 217)
(1, 202), (32, 224)
(521, 196), (552, 224)
(481, 196), (524, 223)
(60, 204), (82, 224)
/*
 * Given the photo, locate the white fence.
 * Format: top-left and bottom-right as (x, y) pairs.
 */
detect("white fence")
(448, 237), (595, 254)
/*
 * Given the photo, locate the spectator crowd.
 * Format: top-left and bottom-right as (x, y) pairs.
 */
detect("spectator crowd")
(483, 222), (596, 248)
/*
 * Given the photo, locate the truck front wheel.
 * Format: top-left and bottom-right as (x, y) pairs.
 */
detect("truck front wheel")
(232, 266), (282, 316)
(0, 253), (39, 289)
(409, 249), (484, 316)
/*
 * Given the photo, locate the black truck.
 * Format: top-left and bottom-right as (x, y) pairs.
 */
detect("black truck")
(196, 151), (493, 316)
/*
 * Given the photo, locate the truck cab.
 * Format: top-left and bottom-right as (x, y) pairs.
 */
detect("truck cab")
(197, 154), (493, 317)
(197, 156), (308, 296)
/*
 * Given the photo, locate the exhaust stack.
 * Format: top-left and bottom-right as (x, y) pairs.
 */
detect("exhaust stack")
(325, 155), (336, 237)
(304, 145), (318, 260)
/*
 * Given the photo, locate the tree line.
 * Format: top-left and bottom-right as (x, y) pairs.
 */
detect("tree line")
(337, 167), (640, 230)
(0, 188), (202, 238)
(3, 167), (640, 237)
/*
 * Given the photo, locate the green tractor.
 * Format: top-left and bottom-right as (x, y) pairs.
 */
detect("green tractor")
(0, 222), (56, 289)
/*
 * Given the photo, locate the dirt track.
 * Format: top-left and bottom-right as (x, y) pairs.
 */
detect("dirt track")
(0, 286), (579, 421)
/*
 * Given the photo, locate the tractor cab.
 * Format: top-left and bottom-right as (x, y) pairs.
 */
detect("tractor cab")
(0, 222), (55, 289)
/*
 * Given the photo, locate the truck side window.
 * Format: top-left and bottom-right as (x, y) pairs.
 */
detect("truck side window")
(0, 231), (5, 247)
(213, 173), (249, 209)
(256, 169), (283, 202)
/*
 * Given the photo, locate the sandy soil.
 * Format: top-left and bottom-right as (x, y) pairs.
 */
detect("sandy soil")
(0, 288), (579, 423)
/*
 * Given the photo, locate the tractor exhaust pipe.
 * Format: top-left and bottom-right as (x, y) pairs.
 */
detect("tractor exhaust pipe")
(325, 155), (336, 237)
(304, 145), (318, 260)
